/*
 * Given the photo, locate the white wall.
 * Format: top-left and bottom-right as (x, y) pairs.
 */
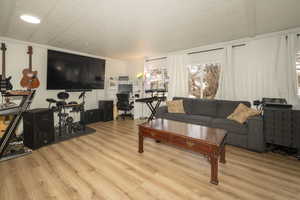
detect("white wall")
(126, 58), (144, 80)
(0, 37), (128, 110)
(106, 59), (129, 80)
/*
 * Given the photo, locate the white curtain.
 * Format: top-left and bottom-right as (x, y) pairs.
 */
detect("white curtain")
(167, 54), (189, 100)
(216, 39), (280, 102)
(236, 36), (280, 102)
(216, 34), (300, 105)
(275, 33), (300, 105)
(215, 46), (236, 100)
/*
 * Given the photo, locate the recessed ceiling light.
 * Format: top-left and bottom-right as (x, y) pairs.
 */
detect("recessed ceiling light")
(20, 15), (41, 24)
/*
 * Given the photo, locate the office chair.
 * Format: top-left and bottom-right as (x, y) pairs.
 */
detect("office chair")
(116, 93), (134, 120)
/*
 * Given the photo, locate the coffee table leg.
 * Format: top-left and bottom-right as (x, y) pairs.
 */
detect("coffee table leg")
(138, 131), (144, 153)
(210, 153), (219, 185)
(220, 145), (226, 164)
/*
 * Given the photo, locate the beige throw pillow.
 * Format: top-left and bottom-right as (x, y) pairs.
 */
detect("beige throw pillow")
(227, 103), (261, 124)
(167, 100), (185, 113)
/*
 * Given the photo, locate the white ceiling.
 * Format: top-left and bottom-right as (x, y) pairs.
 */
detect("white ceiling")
(0, 0), (300, 60)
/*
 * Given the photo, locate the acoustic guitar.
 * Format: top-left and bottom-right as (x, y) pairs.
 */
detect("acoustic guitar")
(20, 46), (40, 89)
(0, 43), (13, 92)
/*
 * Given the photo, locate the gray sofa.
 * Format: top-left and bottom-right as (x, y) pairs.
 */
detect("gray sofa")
(155, 97), (265, 152)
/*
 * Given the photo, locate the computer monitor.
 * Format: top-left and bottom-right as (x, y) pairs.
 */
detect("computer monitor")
(118, 76), (129, 81)
(118, 84), (133, 94)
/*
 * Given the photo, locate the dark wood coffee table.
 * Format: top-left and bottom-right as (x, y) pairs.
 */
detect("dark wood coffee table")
(138, 119), (227, 185)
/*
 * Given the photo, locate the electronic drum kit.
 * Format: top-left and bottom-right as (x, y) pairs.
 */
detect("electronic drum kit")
(46, 91), (87, 137)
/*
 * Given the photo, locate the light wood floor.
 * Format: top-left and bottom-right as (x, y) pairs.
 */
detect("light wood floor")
(1, 120), (300, 200)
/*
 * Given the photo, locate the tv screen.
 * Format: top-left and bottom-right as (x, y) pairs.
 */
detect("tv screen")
(47, 50), (106, 90)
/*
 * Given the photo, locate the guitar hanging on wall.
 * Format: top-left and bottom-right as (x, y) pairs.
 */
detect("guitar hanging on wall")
(20, 46), (40, 89)
(0, 43), (13, 92)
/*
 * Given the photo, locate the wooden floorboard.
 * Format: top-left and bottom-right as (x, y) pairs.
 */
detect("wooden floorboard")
(1, 120), (300, 200)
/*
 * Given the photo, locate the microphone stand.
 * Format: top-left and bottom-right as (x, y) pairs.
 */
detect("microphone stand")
(79, 91), (86, 131)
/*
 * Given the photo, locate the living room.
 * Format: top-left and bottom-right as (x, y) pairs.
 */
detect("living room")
(0, 0), (300, 200)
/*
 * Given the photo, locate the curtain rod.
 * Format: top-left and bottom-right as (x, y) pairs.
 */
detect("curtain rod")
(146, 43), (247, 60)
(232, 44), (246, 48)
(187, 44), (246, 55)
(285, 34), (300, 39)
(187, 47), (224, 55)
(145, 56), (167, 62)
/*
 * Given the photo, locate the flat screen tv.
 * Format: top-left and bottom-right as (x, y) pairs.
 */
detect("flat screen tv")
(47, 50), (106, 90)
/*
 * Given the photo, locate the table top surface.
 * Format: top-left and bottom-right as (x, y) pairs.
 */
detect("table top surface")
(139, 119), (227, 146)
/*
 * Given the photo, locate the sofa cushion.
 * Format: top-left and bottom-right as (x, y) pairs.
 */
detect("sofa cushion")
(173, 97), (193, 114)
(227, 103), (261, 124)
(211, 118), (248, 134)
(159, 113), (212, 126)
(216, 100), (251, 118)
(166, 100), (185, 113)
(190, 99), (217, 117)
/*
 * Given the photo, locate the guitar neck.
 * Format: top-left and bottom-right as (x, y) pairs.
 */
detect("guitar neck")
(29, 54), (32, 72)
(28, 46), (33, 72)
(1, 44), (5, 79)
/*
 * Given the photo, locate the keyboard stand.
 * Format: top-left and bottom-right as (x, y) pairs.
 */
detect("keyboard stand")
(136, 96), (166, 122)
(146, 97), (163, 122)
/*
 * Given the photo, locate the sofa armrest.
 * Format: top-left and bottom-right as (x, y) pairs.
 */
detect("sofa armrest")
(246, 116), (265, 152)
(155, 106), (168, 118)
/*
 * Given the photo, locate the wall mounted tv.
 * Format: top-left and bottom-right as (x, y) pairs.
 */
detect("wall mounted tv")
(47, 50), (106, 90)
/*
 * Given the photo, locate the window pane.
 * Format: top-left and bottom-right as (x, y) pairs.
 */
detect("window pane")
(144, 60), (168, 91)
(188, 63), (220, 99)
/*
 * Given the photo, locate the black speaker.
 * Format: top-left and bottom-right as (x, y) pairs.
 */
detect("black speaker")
(99, 100), (113, 122)
(23, 108), (55, 150)
(81, 109), (101, 124)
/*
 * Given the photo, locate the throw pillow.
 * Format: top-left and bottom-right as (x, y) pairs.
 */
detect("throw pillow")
(228, 103), (249, 116)
(167, 100), (185, 113)
(227, 103), (261, 124)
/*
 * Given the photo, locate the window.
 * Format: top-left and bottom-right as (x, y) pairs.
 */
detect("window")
(144, 59), (169, 91)
(188, 63), (220, 99)
(297, 51), (300, 95)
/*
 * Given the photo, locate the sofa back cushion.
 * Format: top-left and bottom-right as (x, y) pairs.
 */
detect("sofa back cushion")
(173, 97), (251, 118)
(216, 100), (251, 118)
(191, 99), (217, 117)
(174, 97), (217, 117)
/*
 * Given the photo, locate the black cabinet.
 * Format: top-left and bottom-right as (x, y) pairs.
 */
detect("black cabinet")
(99, 100), (113, 122)
(264, 108), (292, 146)
(81, 109), (101, 124)
(292, 110), (300, 150)
(81, 100), (114, 124)
(264, 107), (300, 152)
